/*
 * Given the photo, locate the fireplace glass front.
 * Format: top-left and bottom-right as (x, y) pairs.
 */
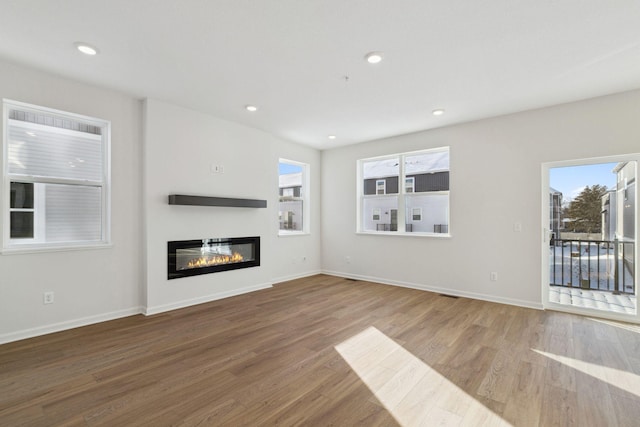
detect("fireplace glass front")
(168, 237), (260, 279)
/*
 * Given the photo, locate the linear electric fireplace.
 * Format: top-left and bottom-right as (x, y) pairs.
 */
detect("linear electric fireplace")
(168, 237), (260, 280)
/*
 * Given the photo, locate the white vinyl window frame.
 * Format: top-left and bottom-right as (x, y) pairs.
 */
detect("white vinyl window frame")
(405, 177), (415, 193)
(357, 147), (451, 237)
(278, 158), (310, 236)
(372, 208), (381, 221)
(2, 99), (111, 253)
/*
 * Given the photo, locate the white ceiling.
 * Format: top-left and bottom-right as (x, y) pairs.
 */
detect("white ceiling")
(0, 1), (639, 150)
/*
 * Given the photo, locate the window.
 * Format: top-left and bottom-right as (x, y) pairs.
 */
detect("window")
(358, 147), (450, 235)
(278, 159), (309, 235)
(282, 188), (294, 198)
(405, 177), (415, 193)
(3, 100), (110, 251)
(412, 207), (422, 221)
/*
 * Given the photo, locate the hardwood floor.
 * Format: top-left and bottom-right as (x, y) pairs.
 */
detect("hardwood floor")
(1, 275), (639, 426)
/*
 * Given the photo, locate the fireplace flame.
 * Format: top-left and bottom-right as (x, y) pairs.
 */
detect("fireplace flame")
(187, 252), (244, 269)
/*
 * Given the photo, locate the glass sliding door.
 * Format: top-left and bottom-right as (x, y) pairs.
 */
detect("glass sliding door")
(542, 155), (638, 322)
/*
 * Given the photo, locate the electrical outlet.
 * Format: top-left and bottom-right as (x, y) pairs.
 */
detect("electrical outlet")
(345, 256), (351, 264)
(513, 222), (522, 232)
(490, 272), (498, 282)
(43, 291), (54, 304)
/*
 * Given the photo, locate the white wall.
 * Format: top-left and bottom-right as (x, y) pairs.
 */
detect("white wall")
(321, 90), (640, 308)
(0, 60), (143, 343)
(143, 100), (321, 314)
(2, 56), (637, 341)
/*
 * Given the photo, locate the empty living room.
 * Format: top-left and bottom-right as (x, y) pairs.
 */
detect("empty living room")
(1, 2), (639, 426)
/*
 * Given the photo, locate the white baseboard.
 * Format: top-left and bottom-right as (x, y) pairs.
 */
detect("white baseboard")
(0, 273), (543, 345)
(271, 269), (322, 285)
(321, 270), (544, 310)
(0, 307), (143, 345)
(143, 282), (273, 315)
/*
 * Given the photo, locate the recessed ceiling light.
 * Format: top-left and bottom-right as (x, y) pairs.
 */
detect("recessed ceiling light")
(75, 42), (98, 56)
(432, 109), (445, 116)
(245, 105), (258, 112)
(365, 51), (383, 64)
(328, 135), (336, 140)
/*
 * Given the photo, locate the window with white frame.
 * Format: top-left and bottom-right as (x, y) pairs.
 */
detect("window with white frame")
(3, 100), (111, 250)
(278, 159), (309, 234)
(405, 177), (415, 193)
(358, 147), (450, 235)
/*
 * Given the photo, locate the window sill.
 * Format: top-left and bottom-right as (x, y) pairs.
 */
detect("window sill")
(1, 242), (113, 255)
(356, 231), (452, 238)
(278, 231), (310, 237)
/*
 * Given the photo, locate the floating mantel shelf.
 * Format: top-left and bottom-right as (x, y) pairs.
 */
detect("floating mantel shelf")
(168, 194), (267, 208)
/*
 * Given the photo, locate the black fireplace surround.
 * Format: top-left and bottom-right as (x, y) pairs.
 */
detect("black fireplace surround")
(168, 236), (260, 280)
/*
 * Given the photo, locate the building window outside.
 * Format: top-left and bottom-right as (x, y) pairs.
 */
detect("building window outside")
(405, 177), (415, 193)
(412, 207), (422, 221)
(282, 188), (294, 198)
(3, 100), (111, 251)
(279, 159), (309, 235)
(358, 147), (450, 235)
(372, 208), (381, 221)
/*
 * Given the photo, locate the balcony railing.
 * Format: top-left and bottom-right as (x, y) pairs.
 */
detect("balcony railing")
(376, 224), (413, 232)
(550, 238), (635, 295)
(279, 222), (299, 230)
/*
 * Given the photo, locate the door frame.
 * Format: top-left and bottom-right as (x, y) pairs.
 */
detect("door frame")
(541, 154), (639, 324)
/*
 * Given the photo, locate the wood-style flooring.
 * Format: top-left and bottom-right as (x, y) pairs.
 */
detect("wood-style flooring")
(1, 275), (640, 426)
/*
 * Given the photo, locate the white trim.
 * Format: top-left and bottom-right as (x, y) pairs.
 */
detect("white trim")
(544, 301), (639, 324)
(357, 146), (451, 235)
(405, 176), (415, 193)
(277, 231), (311, 237)
(2, 99), (112, 251)
(0, 306), (143, 345)
(143, 282), (273, 315)
(1, 242), (113, 255)
(271, 270), (322, 284)
(322, 270), (543, 310)
(356, 231), (452, 238)
(278, 158), (310, 236)
(541, 153), (639, 322)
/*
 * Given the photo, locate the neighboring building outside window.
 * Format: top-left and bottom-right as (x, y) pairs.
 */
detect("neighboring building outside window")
(278, 159), (310, 235)
(405, 177), (415, 193)
(2, 99), (111, 251)
(358, 147), (450, 235)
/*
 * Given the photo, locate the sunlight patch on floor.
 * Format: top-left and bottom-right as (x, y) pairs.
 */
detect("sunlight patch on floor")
(534, 349), (640, 397)
(335, 326), (511, 426)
